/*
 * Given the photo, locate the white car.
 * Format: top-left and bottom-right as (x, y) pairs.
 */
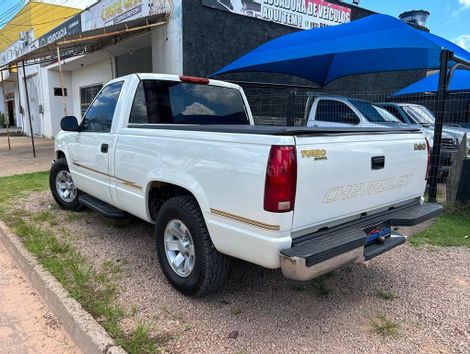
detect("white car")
(305, 95), (404, 128)
(50, 74), (442, 296)
(379, 103), (469, 156)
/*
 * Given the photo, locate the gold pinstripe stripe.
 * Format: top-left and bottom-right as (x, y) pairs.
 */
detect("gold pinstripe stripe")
(210, 208), (280, 231)
(72, 162), (142, 191)
(72, 162), (277, 228)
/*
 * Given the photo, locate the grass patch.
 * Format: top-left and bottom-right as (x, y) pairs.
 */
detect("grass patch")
(368, 315), (400, 338)
(376, 290), (398, 301)
(0, 172), (48, 214)
(0, 172), (164, 353)
(66, 212), (83, 222)
(126, 324), (159, 354)
(33, 210), (58, 226)
(410, 204), (470, 248)
(292, 272), (334, 297)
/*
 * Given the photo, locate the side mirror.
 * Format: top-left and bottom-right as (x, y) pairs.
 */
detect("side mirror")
(61, 116), (79, 132)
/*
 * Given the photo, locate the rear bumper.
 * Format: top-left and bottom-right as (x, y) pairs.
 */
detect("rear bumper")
(280, 202), (442, 281)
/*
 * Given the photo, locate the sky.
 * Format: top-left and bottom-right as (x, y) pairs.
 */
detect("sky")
(0, 0), (469, 51)
(360, 0), (470, 50)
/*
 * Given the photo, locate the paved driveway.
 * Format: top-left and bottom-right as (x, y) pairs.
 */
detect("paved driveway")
(0, 136), (54, 177)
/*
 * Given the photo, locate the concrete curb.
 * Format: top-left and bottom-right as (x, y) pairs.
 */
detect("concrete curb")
(0, 221), (126, 354)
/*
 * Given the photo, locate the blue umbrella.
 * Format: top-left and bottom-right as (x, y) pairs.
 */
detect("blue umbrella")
(211, 14), (470, 87)
(394, 69), (470, 96)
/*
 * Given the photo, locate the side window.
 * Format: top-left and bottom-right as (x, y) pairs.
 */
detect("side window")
(382, 106), (405, 123)
(315, 100), (359, 124)
(80, 81), (123, 132)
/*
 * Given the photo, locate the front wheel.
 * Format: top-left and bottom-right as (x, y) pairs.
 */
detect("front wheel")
(155, 195), (229, 297)
(49, 158), (81, 211)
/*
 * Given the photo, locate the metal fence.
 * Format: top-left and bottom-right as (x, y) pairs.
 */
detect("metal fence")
(242, 84), (470, 204)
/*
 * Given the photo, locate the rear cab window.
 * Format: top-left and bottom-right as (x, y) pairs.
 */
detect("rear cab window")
(129, 80), (250, 125)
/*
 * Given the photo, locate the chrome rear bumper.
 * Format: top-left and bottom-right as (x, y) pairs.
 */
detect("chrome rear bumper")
(280, 247), (364, 281)
(280, 202), (442, 281)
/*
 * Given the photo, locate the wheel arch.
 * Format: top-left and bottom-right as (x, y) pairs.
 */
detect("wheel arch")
(56, 150), (66, 161)
(145, 179), (209, 223)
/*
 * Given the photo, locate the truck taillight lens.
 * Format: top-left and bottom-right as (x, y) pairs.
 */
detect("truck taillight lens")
(264, 146), (297, 213)
(425, 138), (431, 180)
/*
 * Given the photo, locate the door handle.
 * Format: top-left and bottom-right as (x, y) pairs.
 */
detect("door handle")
(371, 156), (385, 170)
(101, 143), (109, 153)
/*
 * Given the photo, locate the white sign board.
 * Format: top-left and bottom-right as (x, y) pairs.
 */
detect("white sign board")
(202, 0), (352, 29)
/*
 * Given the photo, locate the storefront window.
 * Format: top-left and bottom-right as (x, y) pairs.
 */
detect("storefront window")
(80, 84), (103, 117)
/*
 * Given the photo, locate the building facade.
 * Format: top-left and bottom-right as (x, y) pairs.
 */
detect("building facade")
(0, 1), (83, 133)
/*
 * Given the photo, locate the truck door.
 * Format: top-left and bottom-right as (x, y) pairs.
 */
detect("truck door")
(68, 81), (124, 205)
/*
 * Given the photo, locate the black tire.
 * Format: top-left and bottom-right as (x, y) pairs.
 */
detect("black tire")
(49, 158), (82, 211)
(155, 195), (229, 297)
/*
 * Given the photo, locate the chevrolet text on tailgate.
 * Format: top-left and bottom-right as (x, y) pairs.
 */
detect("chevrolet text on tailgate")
(50, 74), (442, 296)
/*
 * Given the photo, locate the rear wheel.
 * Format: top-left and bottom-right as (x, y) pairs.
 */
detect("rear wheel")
(155, 195), (229, 297)
(49, 158), (81, 211)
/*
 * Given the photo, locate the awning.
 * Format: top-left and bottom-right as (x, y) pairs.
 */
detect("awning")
(211, 14), (470, 87)
(394, 69), (470, 96)
(1, 13), (168, 69)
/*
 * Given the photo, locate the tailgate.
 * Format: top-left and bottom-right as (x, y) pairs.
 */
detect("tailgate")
(292, 132), (427, 236)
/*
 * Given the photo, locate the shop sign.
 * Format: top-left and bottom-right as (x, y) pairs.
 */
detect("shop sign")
(202, 0), (351, 29)
(81, 0), (172, 32)
(36, 16), (81, 48)
(0, 41), (23, 66)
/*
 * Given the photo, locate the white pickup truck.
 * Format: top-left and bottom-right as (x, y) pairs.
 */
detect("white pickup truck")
(50, 74), (442, 296)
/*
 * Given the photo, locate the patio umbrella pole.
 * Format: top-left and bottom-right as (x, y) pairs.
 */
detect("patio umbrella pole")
(0, 70), (11, 150)
(428, 49), (453, 202)
(56, 46), (68, 116)
(21, 61), (36, 158)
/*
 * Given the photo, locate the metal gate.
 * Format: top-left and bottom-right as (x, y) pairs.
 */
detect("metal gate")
(26, 74), (42, 136)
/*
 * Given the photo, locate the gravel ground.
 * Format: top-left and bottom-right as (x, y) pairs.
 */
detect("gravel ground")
(25, 191), (470, 354)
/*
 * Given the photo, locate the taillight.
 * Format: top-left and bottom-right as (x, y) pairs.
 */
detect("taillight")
(425, 138), (431, 180)
(179, 75), (209, 85)
(264, 146), (297, 213)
